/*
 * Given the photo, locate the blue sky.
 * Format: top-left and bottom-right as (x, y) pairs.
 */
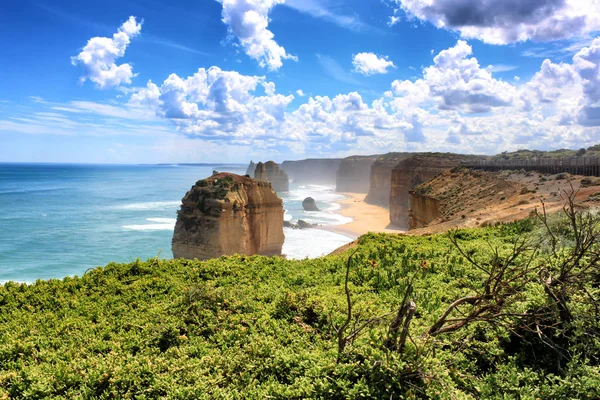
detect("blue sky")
(1, 0), (599, 163)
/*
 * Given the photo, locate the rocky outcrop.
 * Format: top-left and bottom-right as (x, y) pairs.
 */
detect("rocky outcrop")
(254, 161), (289, 192)
(281, 159), (342, 184)
(365, 153), (413, 207)
(245, 161), (256, 177)
(407, 168), (600, 233)
(407, 169), (522, 230)
(302, 197), (320, 211)
(408, 191), (442, 230)
(284, 220), (318, 229)
(336, 155), (381, 193)
(389, 153), (481, 228)
(172, 173), (285, 260)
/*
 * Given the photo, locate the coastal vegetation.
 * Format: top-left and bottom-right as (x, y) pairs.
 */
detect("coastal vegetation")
(1, 195), (599, 398)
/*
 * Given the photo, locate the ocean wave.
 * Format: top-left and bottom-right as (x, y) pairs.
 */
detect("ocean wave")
(284, 189), (347, 203)
(117, 201), (180, 210)
(123, 217), (177, 231)
(0, 187), (66, 195)
(283, 228), (353, 259)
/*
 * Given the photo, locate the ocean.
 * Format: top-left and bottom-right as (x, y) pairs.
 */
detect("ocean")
(0, 163), (354, 283)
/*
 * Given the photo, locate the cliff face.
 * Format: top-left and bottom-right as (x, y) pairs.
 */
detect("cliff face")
(254, 161), (289, 192)
(408, 192), (441, 230)
(389, 153), (479, 228)
(336, 155), (381, 193)
(172, 173), (285, 260)
(408, 169), (600, 234)
(365, 153), (413, 206)
(245, 161), (256, 176)
(281, 159), (342, 184)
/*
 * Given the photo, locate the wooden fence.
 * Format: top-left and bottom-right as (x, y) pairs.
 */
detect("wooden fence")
(463, 157), (600, 177)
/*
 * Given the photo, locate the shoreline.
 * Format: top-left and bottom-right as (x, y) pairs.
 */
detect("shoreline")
(319, 192), (407, 238)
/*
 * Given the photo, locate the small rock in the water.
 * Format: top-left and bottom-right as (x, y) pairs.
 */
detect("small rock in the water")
(297, 220), (314, 229)
(302, 197), (320, 211)
(283, 221), (294, 228)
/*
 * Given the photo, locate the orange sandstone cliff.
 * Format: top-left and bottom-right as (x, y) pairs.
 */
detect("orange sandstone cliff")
(172, 173), (284, 260)
(389, 153), (480, 228)
(408, 169), (600, 233)
(254, 161), (290, 192)
(365, 153), (413, 206)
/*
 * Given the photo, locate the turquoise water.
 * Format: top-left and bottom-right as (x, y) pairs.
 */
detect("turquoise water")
(0, 163), (353, 283)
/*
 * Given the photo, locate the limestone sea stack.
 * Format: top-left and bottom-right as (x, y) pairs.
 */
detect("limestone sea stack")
(172, 173), (285, 260)
(302, 197), (320, 211)
(254, 161), (289, 192)
(245, 161), (256, 176)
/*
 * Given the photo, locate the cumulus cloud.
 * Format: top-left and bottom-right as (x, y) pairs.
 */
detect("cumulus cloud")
(521, 59), (581, 110)
(574, 38), (600, 126)
(122, 38), (600, 156)
(390, 0), (600, 45)
(130, 66), (295, 138)
(217, 0), (297, 71)
(352, 53), (396, 75)
(71, 16), (142, 89)
(389, 41), (516, 113)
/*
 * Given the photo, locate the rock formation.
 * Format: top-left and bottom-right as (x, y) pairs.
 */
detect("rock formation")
(389, 153), (482, 228)
(281, 159), (342, 184)
(172, 173), (285, 260)
(283, 220), (317, 229)
(245, 161), (256, 177)
(407, 169), (524, 230)
(365, 153), (413, 207)
(302, 197), (320, 211)
(254, 161), (290, 192)
(336, 155), (381, 193)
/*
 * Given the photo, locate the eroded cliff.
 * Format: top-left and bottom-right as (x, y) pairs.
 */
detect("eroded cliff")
(408, 169), (600, 233)
(281, 159), (342, 184)
(336, 155), (380, 193)
(365, 153), (413, 206)
(172, 173), (284, 260)
(255, 161), (289, 192)
(389, 153), (479, 228)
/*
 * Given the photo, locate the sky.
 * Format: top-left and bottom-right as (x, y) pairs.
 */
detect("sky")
(1, 0), (600, 164)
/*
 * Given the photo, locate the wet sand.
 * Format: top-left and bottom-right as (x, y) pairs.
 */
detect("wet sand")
(320, 192), (406, 237)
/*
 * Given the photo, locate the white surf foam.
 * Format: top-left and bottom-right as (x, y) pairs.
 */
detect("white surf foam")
(123, 217), (177, 231)
(283, 228), (354, 260)
(118, 201), (180, 210)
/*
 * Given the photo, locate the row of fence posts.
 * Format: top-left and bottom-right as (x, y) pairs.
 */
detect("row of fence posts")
(462, 157), (600, 177)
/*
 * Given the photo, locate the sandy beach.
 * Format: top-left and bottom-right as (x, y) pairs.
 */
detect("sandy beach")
(321, 192), (406, 237)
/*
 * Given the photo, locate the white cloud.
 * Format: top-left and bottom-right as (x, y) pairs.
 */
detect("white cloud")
(317, 54), (363, 85)
(390, 41), (517, 114)
(284, 0), (374, 32)
(59, 35), (599, 158)
(352, 53), (396, 75)
(130, 66), (295, 138)
(391, 0), (600, 45)
(574, 38), (600, 126)
(488, 64), (518, 73)
(71, 16), (142, 89)
(217, 0), (297, 71)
